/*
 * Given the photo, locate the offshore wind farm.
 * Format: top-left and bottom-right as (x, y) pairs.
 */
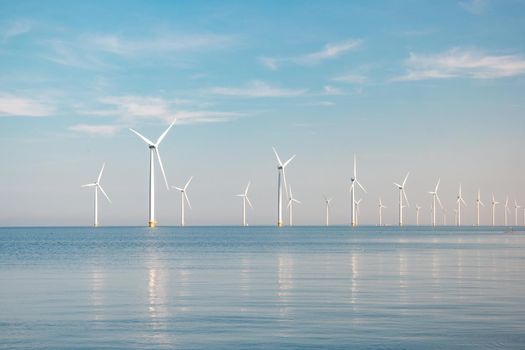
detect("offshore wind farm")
(1, 1), (525, 349)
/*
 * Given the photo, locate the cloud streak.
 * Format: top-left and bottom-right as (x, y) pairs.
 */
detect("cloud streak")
(395, 48), (525, 81)
(210, 80), (306, 97)
(0, 94), (53, 117)
(1, 19), (32, 42)
(69, 124), (121, 136)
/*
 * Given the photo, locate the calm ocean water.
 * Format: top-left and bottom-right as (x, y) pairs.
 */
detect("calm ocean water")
(1, 226), (524, 349)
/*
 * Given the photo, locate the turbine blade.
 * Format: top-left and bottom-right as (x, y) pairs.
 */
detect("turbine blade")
(355, 179), (367, 193)
(97, 184), (111, 203)
(282, 154), (296, 168)
(403, 189), (410, 207)
(282, 168), (289, 202)
(184, 176), (193, 191)
(393, 182), (402, 188)
(97, 163), (105, 183)
(272, 147), (283, 166)
(461, 197), (467, 206)
(246, 196), (253, 209)
(172, 186), (183, 191)
(294, 199), (301, 204)
(353, 154), (357, 178)
(129, 128), (155, 146)
(245, 181), (251, 195)
(155, 149), (169, 190)
(81, 183), (96, 187)
(436, 194), (443, 209)
(480, 200), (485, 207)
(435, 178), (440, 192)
(184, 192), (192, 209)
(402, 172), (410, 187)
(156, 119), (176, 145)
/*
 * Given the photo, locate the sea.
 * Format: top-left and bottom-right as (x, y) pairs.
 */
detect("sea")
(0, 226), (524, 349)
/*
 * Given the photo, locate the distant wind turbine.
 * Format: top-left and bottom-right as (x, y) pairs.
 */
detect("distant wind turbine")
(442, 208), (447, 225)
(350, 154), (366, 227)
(324, 195), (333, 226)
(236, 181), (253, 227)
(504, 196), (510, 226)
(273, 147), (295, 227)
(81, 163), (111, 227)
(130, 119), (176, 228)
(172, 176), (193, 227)
(378, 197), (387, 226)
(393, 172), (410, 226)
(415, 204), (422, 226)
(476, 189), (485, 226)
(514, 200), (521, 226)
(428, 178), (442, 227)
(454, 209), (458, 226)
(491, 193), (499, 226)
(287, 186), (301, 226)
(456, 184), (467, 226)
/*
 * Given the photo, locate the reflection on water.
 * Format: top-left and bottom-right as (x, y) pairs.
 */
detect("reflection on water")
(0, 226), (524, 349)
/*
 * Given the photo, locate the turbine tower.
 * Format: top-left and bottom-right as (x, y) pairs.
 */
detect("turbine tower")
(415, 204), (422, 226)
(476, 189), (485, 226)
(442, 208), (447, 225)
(236, 181), (253, 226)
(350, 154), (366, 227)
(130, 120), (176, 228)
(393, 172), (410, 226)
(324, 196), (333, 226)
(172, 177), (192, 227)
(287, 186), (301, 226)
(491, 193), (499, 226)
(378, 197), (387, 226)
(514, 200), (521, 226)
(428, 178), (442, 227)
(273, 147), (295, 227)
(81, 163), (111, 227)
(456, 184), (467, 226)
(504, 196), (510, 226)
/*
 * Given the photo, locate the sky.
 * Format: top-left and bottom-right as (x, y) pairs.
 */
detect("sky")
(1, 0), (525, 226)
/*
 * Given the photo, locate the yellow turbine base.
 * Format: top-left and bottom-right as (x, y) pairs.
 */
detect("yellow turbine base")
(277, 221), (283, 227)
(148, 221), (156, 228)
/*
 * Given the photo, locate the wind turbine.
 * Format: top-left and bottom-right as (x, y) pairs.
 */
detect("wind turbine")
(378, 197), (387, 226)
(428, 178), (442, 227)
(476, 189), (485, 226)
(172, 177), (193, 227)
(273, 147), (295, 227)
(393, 172), (410, 226)
(350, 154), (366, 226)
(456, 184), (467, 226)
(454, 209), (458, 226)
(514, 200), (521, 226)
(287, 186), (301, 226)
(504, 196), (510, 226)
(491, 193), (499, 226)
(324, 195), (333, 226)
(81, 163), (111, 227)
(236, 181), (253, 226)
(415, 204), (422, 226)
(355, 198), (363, 226)
(442, 208), (447, 225)
(130, 120), (176, 228)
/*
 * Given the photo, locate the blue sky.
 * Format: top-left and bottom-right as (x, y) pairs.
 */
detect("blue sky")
(1, 0), (525, 226)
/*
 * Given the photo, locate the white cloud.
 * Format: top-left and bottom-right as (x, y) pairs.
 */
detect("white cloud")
(0, 94), (53, 117)
(460, 0), (489, 15)
(69, 124), (121, 136)
(332, 73), (368, 84)
(395, 48), (525, 81)
(1, 19), (32, 42)
(259, 39), (362, 70)
(210, 80), (306, 97)
(323, 85), (343, 95)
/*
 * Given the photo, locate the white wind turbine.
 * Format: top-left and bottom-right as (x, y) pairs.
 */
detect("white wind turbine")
(130, 120), (176, 228)
(442, 208), (447, 225)
(476, 189), (485, 226)
(287, 186), (301, 226)
(273, 147), (295, 227)
(378, 198), (387, 226)
(81, 163), (111, 227)
(350, 154), (366, 227)
(514, 200), (521, 226)
(504, 196), (510, 226)
(454, 209), (458, 226)
(415, 204), (422, 226)
(324, 196), (333, 226)
(456, 184), (467, 226)
(236, 181), (253, 227)
(172, 177), (192, 227)
(491, 193), (499, 226)
(355, 198), (363, 226)
(428, 179), (442, 227)
(393, 172), (410, 226)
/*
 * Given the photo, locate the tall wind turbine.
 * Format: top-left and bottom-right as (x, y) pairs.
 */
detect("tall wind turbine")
(273, 147), (295, 227)
(236, 181), (253, 226)
(324, 196), (333, 226)
(442, 208), (447, 225)
(504, 196), (510, 226)
(130, 120), (176, 228)
(415, 204), (422, 226)
(81, 163), (111, 227)
(172, 176), (192, 227)
(378, 197), (386, 226)
(355, 198), (363, 226)
(491, 193), (499, 226)
(428, 178), (442, 227)
(514, 200), (521, 226)
(476, 189), (485, 226)
(456, 184), (467, 226)
(287, 186), (301, 226)
(393, 172), (410, 226)
(350, 154), (366, 226)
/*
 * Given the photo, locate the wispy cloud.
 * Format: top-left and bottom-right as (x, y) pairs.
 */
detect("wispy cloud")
(1, 19), (32, 42)
(331, 73), (368, 84)
(395, 48), (525, 81)
(210, 80), (306, 97)
(0, 94), (53, 117)
(259, 39), (362, 70)
(460, 0), (489, 15)
(69, 124), (121, 136)
(323, 85), (343, 95)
